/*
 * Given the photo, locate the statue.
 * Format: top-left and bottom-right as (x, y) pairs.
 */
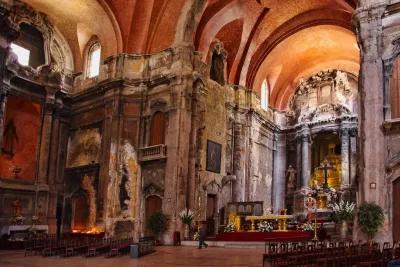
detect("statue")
(2, 119), (18, 156)
(286, 165), (297, 193)
(13, 199), (21, 217)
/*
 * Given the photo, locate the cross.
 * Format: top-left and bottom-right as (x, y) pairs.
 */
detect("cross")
(301, 194), (317, 223)
(316, 159), (335, 189)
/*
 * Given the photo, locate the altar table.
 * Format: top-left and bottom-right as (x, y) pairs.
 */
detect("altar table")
(1, 225), (48, 235)
(245, 215), (292, 232)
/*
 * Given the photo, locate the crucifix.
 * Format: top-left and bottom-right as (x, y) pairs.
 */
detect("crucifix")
(301, 194), (316, 223)
(317, 159), (335, 189)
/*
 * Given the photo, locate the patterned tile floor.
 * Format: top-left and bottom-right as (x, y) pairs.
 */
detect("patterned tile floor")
(0, 246), (264, 267)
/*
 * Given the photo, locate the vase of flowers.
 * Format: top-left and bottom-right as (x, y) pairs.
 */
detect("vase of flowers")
(258, 221), (273, 232)
(302, 222), (314, 232)
(179, 208), (194, 240)
(15, 215), (25, 225)
(330, 200), (356, 239)
(224, 224), (235, 232)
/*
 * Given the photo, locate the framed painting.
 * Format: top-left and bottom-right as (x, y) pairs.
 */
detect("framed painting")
(206, 140), (221, 173)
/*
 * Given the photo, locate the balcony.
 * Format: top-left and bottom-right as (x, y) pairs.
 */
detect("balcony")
(139, 144), (167, 162)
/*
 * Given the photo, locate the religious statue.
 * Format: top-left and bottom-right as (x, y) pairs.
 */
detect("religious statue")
(13, 199), (21, 217)
(2, 119), (18, 156)
(286, 165), (297, 193)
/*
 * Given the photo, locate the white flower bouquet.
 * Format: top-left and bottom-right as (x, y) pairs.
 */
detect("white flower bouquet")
(179, 208), (194, 224)
(258, 221), (273, 232)
(224, 224), (236, 232)
(302, 222), (314, 232)
(329, 200), (356, 221)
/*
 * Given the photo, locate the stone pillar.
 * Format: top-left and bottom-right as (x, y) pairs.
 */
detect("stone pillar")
(300, 129), (311, 189)
(232, 119), (246, 202)
(0, 8), (19, 149)
(340, 127), (350, 187)
(38, 101), (54, 183)
(349, 128), (358, 186)
(296, 136), (302, 190)
(273, 133), (287, 213)
(0, 84), (9, 149)
(48, 106), (62, 185)
(187, 80), (202, 211)
(353, 6), (386, 205)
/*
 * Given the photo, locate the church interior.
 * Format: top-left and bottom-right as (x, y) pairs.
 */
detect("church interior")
(0, 0), (400, 263)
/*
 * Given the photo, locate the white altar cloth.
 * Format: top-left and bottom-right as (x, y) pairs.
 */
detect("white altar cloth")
(1, 225), (48, 235)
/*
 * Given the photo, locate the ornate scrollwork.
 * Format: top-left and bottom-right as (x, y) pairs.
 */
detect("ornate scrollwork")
(8, 1), (54, 40)
(150, 98), (167, 113)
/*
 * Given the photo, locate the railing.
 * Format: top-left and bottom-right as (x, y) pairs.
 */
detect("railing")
(139, 144), (167, 161)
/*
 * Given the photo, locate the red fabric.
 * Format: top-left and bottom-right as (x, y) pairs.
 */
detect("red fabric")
(215, 231), (313, 242)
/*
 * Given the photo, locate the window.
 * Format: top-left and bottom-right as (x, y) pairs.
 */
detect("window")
(86, 43), (101, 78)
(10, 43), (30, 66)
(149, 111), (165, 146)
(261, 79), (268, 110)
(391, 57), (400, 119)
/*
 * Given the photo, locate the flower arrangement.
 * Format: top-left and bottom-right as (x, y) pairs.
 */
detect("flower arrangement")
(224, 224), (236, 233)
(302, 222), (314, 232)
(303, 185), (338, 206)
(179, 208), (194, 224)
(15, 215), (24, 222)
(258, 221), (273, 232)
(330, 200), (356, 221)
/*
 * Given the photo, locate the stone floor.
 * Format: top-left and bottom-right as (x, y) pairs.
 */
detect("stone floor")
(0, 246), (264, 267)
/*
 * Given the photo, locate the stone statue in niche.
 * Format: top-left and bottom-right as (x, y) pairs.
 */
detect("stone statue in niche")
(286, 166), (297, 193)
(2, 119), (19, 156)
(13, 199), (21, 217)
(210, 52), (225, 85)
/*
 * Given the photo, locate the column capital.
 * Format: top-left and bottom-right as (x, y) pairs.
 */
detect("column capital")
(349, 128), (358, 137)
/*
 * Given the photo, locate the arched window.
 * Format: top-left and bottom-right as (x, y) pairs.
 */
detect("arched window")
(261, 79), (268, 110)
(149, 111), (165, 146)
(86, 43), (101, 78)
(391, 57), (400, 119)
(11, 23), (45, 68)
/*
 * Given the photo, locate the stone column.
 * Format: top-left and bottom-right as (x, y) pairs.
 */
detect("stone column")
(296, 136), (302, 190)
(0, 8), (19, 149)
(300, 129), (311, 189)
(340, 127), (350, 187)
(187, 80), (202, 211)
(349, 128), (358, 186)
(232, 119), (247, 202)
(353, 6), (386, 206)
(0, 84), (9, 150)
(48, 106), (62, 185)
(273, 133), (286, 213)
(38, 101), (54, 183)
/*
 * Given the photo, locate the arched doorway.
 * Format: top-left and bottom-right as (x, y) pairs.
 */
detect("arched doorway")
(145, 196), (162, 231)
(394, 177), (400, 242)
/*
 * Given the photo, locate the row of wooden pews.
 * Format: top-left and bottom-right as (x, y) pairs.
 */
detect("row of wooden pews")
(24, 236), (137, 258)
(263, 239), (400, 267)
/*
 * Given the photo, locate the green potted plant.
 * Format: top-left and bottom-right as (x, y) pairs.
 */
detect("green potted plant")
(178, 208), (194, 240)
(357, 202), (384, 245)
(148, 212), (168, 245)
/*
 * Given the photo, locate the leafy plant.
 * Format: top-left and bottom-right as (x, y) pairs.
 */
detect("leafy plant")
(357, 202), (384, 241)
(148, 212), (168, 238)
(178, 208), (194, 224)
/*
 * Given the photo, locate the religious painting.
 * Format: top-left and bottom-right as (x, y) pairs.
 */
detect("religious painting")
(206, 140), (221, 173)
(0, 96), (40, 181)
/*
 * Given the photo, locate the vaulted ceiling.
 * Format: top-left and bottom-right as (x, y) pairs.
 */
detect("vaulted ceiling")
(20, 0), (360, 110)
